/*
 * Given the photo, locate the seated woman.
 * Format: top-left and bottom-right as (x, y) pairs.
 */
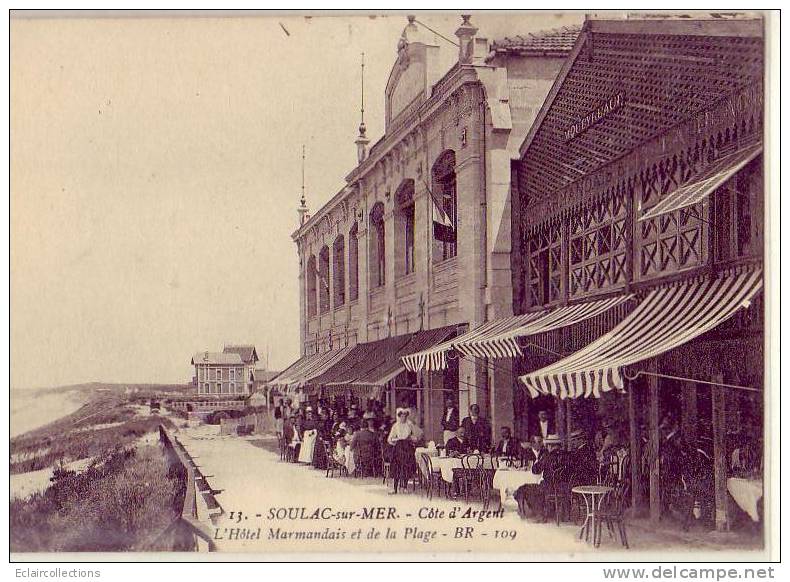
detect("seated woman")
(333, 430), (348, 467)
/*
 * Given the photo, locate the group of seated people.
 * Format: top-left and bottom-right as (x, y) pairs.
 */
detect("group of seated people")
(275, 396), (629, 510)
(275, 397), (397, 477)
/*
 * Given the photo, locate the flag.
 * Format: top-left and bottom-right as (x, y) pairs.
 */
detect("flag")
(425, 180), (455, 243)
(312, 262), (330, 290)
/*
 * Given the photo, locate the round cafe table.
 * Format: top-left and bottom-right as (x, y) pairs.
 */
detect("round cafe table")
(572, 485), (612, 545)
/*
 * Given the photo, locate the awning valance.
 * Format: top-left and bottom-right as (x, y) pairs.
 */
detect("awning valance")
(332, 325), (458, 387)
(639, 143), (762, 222)
(270, 347), (352, 391)
(519, 267), (763, 399)
(310, 335), (412, 388)
(401, 296), (633, 372)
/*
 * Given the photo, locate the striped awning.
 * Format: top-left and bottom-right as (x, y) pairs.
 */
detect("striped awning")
(639, 143), (762, 222)
(270, 347), (352, 391)
(334, 326), (458, 387)
(519, 267), (763, 399)
(310, 335), (411, 387)
(401, 296), (632, 372)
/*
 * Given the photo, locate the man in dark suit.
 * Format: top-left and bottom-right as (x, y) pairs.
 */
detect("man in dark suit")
(445, 426), (471, 457)
(461, 404), (491, 453)
(440, 395), (460, 444)
(520, 435), (545, 467)
(350, 417), (380, 476)
(493, 426), (518, 458)
(568, 429), (598, 485)
(530, 408), (556, 440)
(515, 435), (569, 521)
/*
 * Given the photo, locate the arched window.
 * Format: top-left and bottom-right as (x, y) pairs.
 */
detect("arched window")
(432, 150), (457, 261)
(333, 235), (346, 307)
(370, 202), (386, 288)
(306, 255), (317, 318)
(395, 179), (416, 277)
(348, 222), (359, 301)
(318, 246), (330, 313)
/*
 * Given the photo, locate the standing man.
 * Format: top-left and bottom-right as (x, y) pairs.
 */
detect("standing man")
(461, 404), (491, 453)
(530, 408), (556, 440)
(440, 394), (460, 445)
(273, 398), (285, 437)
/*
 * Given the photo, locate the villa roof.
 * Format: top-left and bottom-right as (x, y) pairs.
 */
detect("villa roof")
(223, 345), (259, 364)
(191, 352), (243, 365)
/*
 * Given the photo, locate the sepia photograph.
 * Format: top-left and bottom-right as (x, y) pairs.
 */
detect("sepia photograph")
(8, 7), (780, 565)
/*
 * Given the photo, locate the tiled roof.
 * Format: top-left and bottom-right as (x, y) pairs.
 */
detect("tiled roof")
(491, 26), (581, 56)
(192, 352), (243, 365)
(223, 345), (258, 364)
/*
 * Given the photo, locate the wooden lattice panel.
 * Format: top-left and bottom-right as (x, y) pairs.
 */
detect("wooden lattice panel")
(520, 31), (763, 208)
(568, 190), (628, 298)
(527, 221), (563, 305)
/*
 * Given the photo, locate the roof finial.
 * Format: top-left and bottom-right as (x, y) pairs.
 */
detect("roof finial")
(300, 144), (306, 206)
(298, 144), (310, 226)
(359, 52), (366, 137)
(355, 56), (370, 164)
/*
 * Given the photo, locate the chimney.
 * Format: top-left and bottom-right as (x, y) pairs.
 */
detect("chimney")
(297, 196), (310, 226)
(455, 15), (478, 65)
(356, 123), (370, 164)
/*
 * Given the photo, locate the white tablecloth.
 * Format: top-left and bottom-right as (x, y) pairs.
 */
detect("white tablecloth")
(298, 429), (317, 464)
(727, 477), (762, 522)
(492, 469), (543, 504)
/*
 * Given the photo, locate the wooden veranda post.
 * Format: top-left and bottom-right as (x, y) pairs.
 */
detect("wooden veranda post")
(681, 380), (698, 445)
(648, 370), (661, 523)
(711, 375), (730, 531)
(556, 397), (567, 447)
(627, 377), (646, 515)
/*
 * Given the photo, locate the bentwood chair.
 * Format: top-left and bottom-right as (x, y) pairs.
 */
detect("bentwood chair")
(544, 465), (573, 526)
(595, 479), (631, 549)
(421, 454), (444, 500)
(324, 442), (347, 478)
(460, 454), (484, 502)
(477, 465), (497, 511)
(277, 435), (286, 461)
(381, 445), (392, 485)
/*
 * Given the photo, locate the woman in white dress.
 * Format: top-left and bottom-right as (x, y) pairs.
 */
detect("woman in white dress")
(387, 408), (423, 494)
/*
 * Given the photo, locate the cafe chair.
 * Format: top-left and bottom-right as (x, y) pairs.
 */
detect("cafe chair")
(277, 435), (287, 461)
(380, 444), (392, 485)
(421, 453), (443, 500)
(324, 442), (347, 478)
(477, 465), (498, 511)
(544, 464), (573, 526)
(595, 479), (631, 549)
(460, 454), (484, 501)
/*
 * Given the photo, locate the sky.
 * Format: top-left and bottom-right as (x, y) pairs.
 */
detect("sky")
(10, 11), (583, 389)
